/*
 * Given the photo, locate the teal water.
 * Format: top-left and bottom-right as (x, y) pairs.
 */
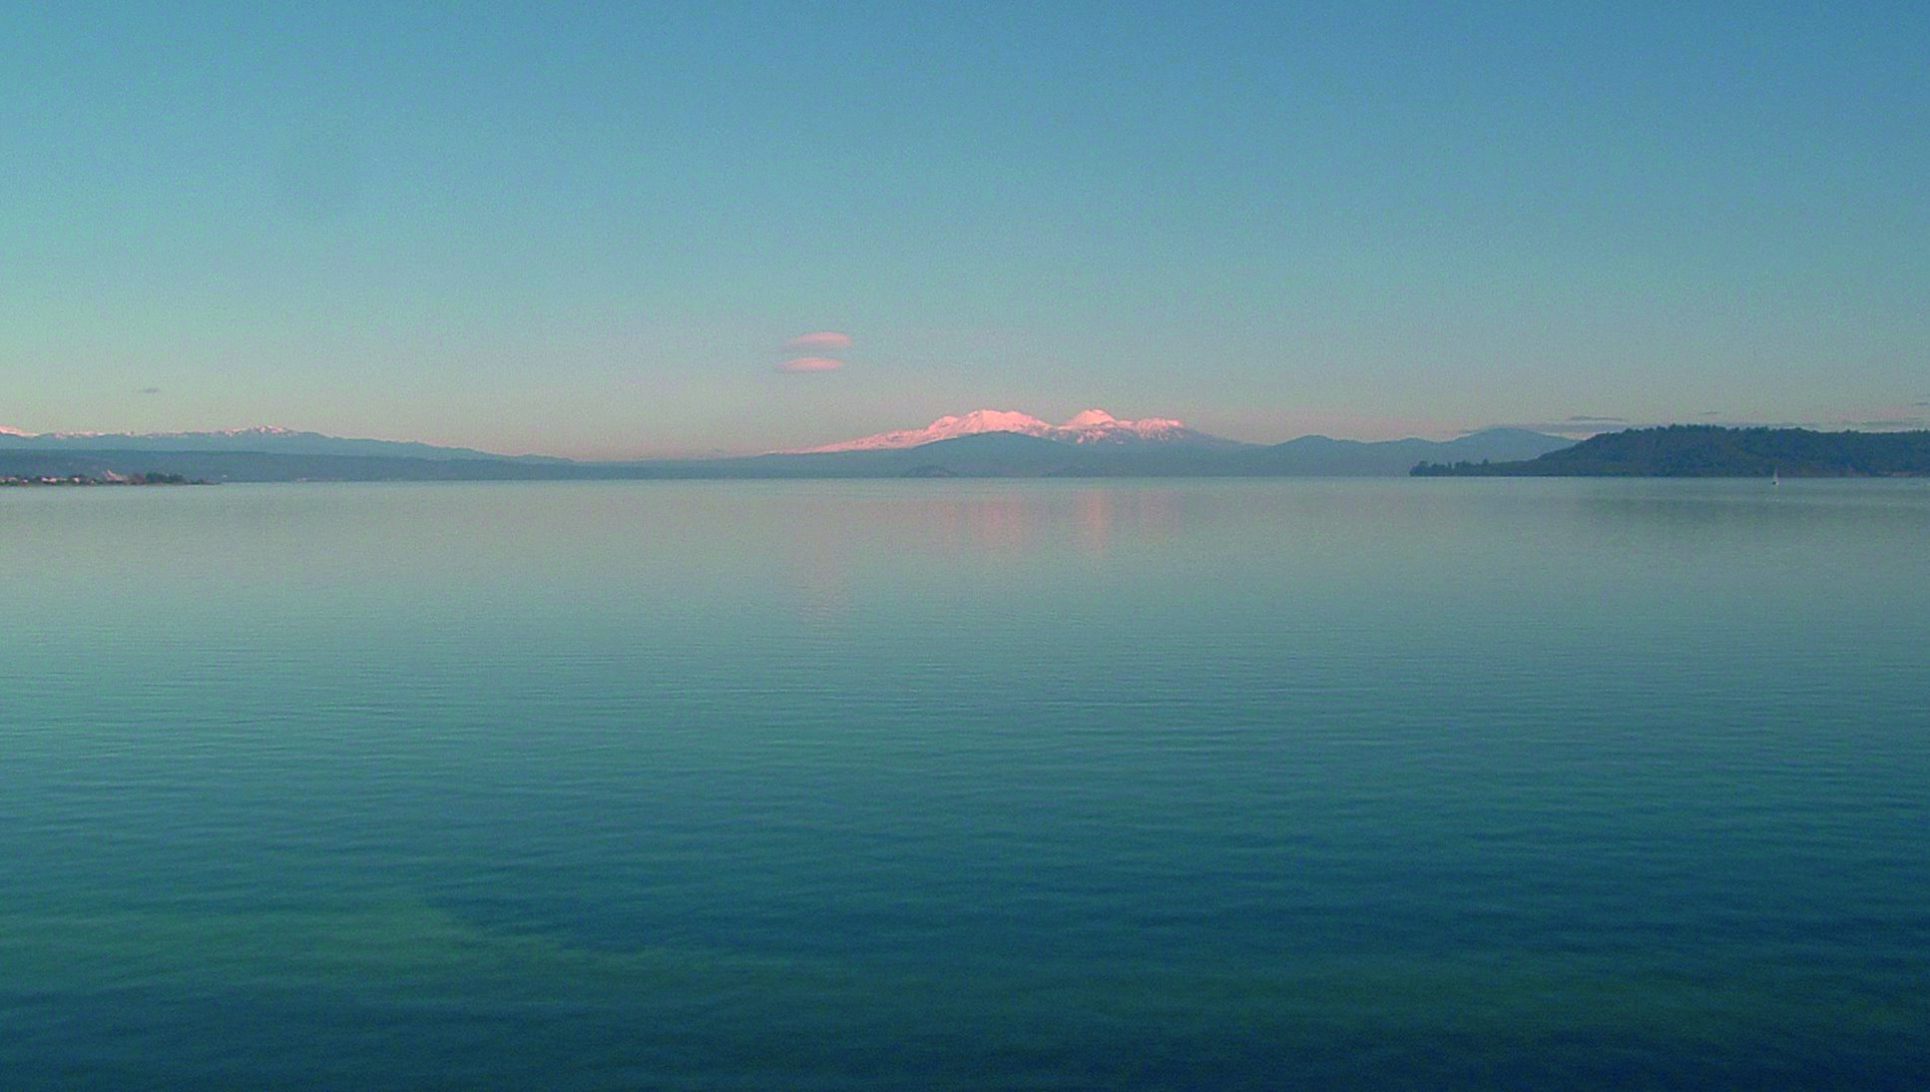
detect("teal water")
(3, 479), (1927, 1089)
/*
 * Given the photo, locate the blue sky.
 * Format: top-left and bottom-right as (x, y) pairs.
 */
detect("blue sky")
(4, 2), (1926, 456)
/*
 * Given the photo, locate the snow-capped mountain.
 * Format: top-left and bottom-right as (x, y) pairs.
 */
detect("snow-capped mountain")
(11, 425), (304, 442)
(798, 409), (1226, 453)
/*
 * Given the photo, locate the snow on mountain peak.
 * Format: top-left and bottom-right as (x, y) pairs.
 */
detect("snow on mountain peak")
(797, 409), (1199, 453)
(1063, 409), (1117, 428)
(935, 410), (1052, 435)
(1058, 409), (1188, 442)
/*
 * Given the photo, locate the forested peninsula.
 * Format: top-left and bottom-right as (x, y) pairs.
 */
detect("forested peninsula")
(1413, 426), (1930, 478)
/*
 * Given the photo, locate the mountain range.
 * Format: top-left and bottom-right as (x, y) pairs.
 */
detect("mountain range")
(0, 412), (1575, 482)
(0, 425), (565, 462)
(795, 409), (1233, 452)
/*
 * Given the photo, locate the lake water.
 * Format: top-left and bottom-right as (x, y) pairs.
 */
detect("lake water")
(3, 479), (1927, 1089)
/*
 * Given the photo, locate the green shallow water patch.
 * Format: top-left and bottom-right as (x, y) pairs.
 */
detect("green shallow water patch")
(5, 901), (1921, 1054)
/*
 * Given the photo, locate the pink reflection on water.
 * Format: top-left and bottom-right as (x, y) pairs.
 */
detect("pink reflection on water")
(1077, 490), (1115, 556)
(778, 487), (1185, 620)
(1075, 487), (1180, 557)
(937, 494), (1035, 555)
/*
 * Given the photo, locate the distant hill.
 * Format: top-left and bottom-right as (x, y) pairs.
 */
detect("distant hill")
(634, 427), (1572, 479)
(787, 409), (1569, 472)
(0, 426), (563, 463)
(1413, 426), (1930, 477)
(1246, 428), (1572, 476)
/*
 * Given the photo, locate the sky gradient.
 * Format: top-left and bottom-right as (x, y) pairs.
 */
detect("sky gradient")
(5, 2), (1927, 457)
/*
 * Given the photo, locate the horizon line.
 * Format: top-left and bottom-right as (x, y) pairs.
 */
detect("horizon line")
(7, 415), (1930, 464)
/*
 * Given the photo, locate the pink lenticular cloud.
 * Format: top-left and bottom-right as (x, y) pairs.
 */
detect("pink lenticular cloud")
(777, 356), (845, 374)
(785, 331), (853, 351)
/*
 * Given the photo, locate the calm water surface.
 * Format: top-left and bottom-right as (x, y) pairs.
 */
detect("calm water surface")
(3, 479), (1927, 1089)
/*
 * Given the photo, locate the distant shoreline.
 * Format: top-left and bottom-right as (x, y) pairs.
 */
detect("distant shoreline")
(1, 474), (209, 487)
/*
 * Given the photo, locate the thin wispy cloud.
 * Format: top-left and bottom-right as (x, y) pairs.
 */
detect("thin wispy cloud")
(777, 357), (845, 374)
(1478, 418), (1630, 436)
(1845, 418), (1927, 430)
(138, 387), (162, 395)
(785, 331), (852, 352)
(1475, 414), (1880, 436)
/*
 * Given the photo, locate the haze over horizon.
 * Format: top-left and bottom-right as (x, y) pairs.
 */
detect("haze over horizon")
(6, 4), (1927, 458)
(3, 410), (1926, 466)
